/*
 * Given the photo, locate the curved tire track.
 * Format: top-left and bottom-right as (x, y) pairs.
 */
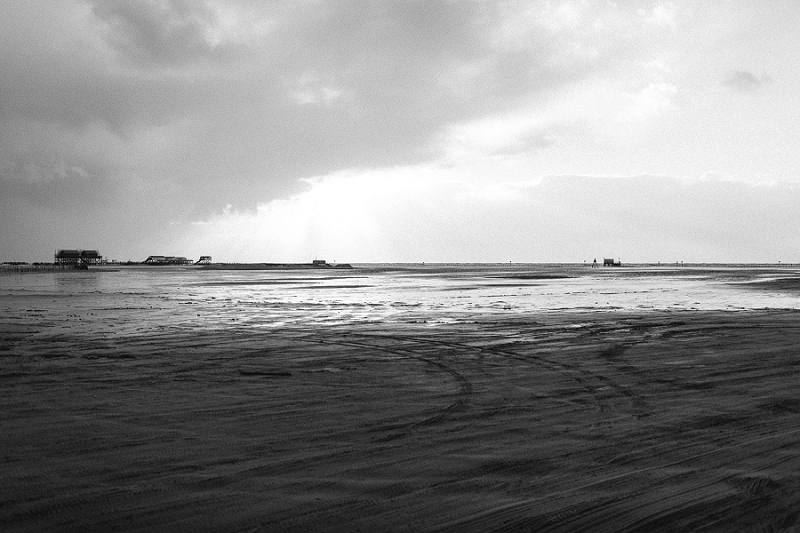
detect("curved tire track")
(338, 331), (650, 417)
(275, 332), (473, 442)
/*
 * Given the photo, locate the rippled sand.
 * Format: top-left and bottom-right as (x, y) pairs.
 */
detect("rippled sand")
(3, 265), (800, 532)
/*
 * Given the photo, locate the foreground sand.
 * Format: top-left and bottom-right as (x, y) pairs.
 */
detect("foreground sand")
(3, 306), (800, 532)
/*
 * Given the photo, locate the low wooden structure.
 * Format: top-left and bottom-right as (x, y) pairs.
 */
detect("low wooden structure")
(604, 258), (622, 267)
(143, 256), (193, 265)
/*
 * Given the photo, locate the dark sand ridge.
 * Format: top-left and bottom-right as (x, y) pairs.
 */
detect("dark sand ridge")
(3, 305), (800, 531)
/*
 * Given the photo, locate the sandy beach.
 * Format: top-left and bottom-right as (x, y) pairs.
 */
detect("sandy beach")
(3, 265), (800, 532)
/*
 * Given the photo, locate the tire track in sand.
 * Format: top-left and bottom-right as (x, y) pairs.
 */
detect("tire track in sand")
(340, 331), (650, 416)
(430, 424), (800, 533)
(278, 332), (473, 442)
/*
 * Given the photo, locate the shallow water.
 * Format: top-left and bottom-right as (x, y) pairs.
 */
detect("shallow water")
(2, 264), (799, 338)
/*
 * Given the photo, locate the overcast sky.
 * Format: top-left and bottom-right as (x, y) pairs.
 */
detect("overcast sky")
(2, 0), (800, 263)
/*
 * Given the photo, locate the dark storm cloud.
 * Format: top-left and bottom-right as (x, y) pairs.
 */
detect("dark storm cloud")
(0, 2), (204, 134)
(1, 1), (626, 193)
(278, 1), (605, 121)
(0, 0), (683, 260)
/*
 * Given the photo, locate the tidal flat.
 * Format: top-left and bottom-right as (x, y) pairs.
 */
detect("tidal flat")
(2, 264), (800, 532)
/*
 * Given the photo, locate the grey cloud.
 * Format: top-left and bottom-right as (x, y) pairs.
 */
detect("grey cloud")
(90, 0), (239, 67)
(1, 159), (110, 211)
(722, 70), (769, 93)
(2, 67), (198, 134)
(0, 151), (193, 262)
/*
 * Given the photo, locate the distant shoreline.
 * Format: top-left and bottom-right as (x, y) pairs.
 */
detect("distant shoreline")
(199, 262), (353, 270)
(0, 261), (355, 273)
(2, 262), (798, 274)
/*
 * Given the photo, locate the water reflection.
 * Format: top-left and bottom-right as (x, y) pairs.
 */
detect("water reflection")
(54, 271), (101, 291)
(4, 265), (800, 337)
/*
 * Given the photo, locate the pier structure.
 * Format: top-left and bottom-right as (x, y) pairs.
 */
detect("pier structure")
(54, 249), (103, 266)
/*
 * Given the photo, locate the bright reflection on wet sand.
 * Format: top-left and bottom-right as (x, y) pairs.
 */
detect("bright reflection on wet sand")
(3, 264), (798, 334)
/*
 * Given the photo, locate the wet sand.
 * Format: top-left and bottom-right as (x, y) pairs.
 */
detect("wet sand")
(3, 267), (800, 531)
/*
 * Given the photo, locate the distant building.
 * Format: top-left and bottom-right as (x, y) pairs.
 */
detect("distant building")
(143, 256), (193, 265)
(195, 256), (212, 265)
(603, 258), (621, 267)
(55, 249), (102, 265)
